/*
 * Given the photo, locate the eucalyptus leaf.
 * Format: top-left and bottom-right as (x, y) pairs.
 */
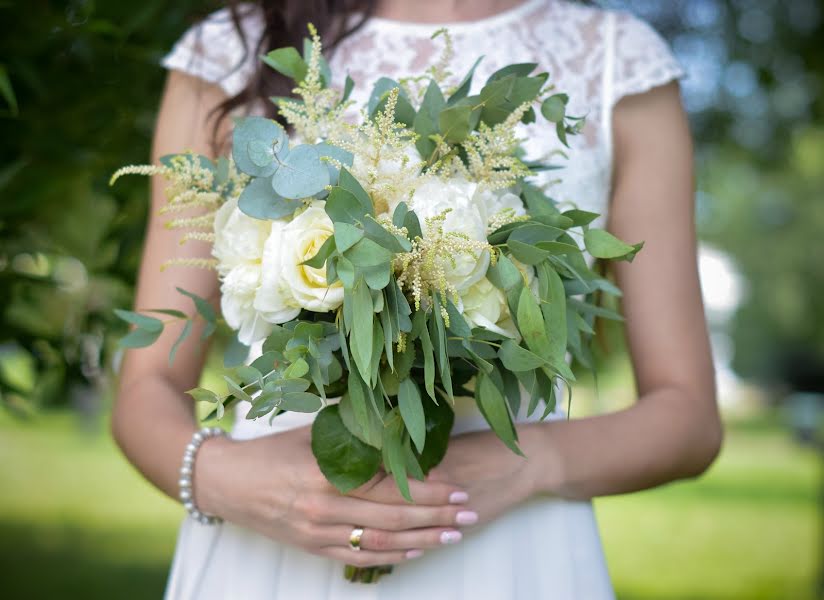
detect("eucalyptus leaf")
(271, 144), (330, 199)
(239, 177), (303, 220)
(232, 116), (286, 177)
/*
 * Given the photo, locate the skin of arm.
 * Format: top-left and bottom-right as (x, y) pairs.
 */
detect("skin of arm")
(430, 82), (723, 519)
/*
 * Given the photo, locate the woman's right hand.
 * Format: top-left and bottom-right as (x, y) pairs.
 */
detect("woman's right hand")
(195, 425), (476, 567)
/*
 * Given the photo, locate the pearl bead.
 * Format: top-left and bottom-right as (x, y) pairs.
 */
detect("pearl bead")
(179, 478), (190, 488)
(186, 442), (197, 453)
(180, 466), (192, 476)
(180, 490), (192, 501)
(183, 501), (194, 512)
(193, 432), (204, 443)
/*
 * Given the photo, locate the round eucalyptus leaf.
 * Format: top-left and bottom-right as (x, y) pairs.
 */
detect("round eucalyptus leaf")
(232, 116), (286, 177)
(248, 139), (275, 167)
(271, 144), (330, 199)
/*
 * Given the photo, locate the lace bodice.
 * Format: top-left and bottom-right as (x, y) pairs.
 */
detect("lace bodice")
(162, 0), (683, 227)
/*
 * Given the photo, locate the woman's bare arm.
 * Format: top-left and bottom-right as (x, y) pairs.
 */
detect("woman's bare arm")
(524, 81), (723, 499)
(111, 70), (229, 499)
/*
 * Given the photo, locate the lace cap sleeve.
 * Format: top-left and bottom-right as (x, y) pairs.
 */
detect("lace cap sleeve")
(161, 7), (262, 97)
(608, 11), (685, 106)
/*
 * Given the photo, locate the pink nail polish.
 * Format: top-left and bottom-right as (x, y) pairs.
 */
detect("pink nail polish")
(406, 549), (424, 559)
(455, 510), (479, 525)
(440, 530), (463, 545)
(449, 491), (469, 504)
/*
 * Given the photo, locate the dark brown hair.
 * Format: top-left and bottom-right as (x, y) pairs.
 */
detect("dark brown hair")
(213, 0), (375, 137)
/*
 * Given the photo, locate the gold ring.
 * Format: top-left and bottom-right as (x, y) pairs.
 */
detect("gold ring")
(349, 526), (364, 552)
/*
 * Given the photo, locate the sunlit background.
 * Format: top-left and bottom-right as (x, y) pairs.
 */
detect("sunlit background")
(1, 1), (822, 598)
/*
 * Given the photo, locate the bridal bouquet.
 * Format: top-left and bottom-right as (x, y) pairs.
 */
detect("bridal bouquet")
(113, 26), (640, 581)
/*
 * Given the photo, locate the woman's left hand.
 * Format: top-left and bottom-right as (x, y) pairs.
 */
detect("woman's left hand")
(425, 423), (549, 527)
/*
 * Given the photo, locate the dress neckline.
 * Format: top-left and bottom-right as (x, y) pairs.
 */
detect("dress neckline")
(362, 0), (546, 34)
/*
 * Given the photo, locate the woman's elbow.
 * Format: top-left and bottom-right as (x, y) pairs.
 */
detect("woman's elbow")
(682, 404), (724, 479)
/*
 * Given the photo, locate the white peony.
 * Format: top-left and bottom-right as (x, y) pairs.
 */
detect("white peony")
(254, 202), (344, 322)
(212, 197), (274, 344)
(477, 187), (526, 223)
(212, 197), (271, 277)
(460, 277), (518, 338)
(409, 178), (491, 292)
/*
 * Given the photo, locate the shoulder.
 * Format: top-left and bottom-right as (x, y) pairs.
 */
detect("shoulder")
(606, 9), (685, 105)
(161, 4), (265, 97)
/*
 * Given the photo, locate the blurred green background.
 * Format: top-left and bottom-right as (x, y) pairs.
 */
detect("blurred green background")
(1, 1), (822, 599)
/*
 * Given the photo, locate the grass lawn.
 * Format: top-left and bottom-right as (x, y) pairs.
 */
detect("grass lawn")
(0, 410), (819, 599)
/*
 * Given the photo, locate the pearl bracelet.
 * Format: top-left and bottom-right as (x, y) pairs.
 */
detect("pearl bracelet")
(179, 426), (226, 525)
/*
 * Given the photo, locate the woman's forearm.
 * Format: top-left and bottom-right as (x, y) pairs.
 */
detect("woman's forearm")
(112, 374), (200, 500)
(523, 387), (723, 500)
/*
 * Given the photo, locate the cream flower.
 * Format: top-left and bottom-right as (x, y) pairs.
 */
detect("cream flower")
(212, 197), (274, 344)
(409, 178), (490, 292)
(255, 202), (344, 321)
(477, 187), (526, 224)
(460, 277), (518, 338)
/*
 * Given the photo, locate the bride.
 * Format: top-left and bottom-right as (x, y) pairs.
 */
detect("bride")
(113, 1), (722, 598)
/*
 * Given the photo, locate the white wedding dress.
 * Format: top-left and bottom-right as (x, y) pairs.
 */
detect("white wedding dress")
(161, 1), (684, 598)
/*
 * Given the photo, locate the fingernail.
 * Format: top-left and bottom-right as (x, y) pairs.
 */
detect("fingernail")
(455, 510), (478, 525)
(449, 491), (469, 504)
(440, 530), (463, 545)
(406, 549), (424, 559)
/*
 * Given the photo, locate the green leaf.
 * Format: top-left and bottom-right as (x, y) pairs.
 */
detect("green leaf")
(363, 217), (411, 252)
(516, 286), (551, 356)
(414, 392), (454, 473)
(345, 238), (394, 268)
(302, 235), (336, 269)
(508, 239), (550, 265)
(325, 187), (368, 225)
(176, 287), (216, 339)
(186, 387), (219, 404)
(280, 391), (322, 412)
(118, 327), (162, 349)
(498, 339), (548, 371)
(272, 144), (330, 199)
(312, 405), (382, 493)
(114, 309), (162, 333)
(333, 222), (364, 253)
(487, 253), (522, 290)
(0, 65), (18, 116)
(418, 313), (437, 401)
(382, 409), (412, 501)
(232, 116), (286, 177)
(168, 320), (193, 365)
(486, 63), (537, 83)
(339, 391), (383, 449)
(403, 208), (423, 240)
(479, 75), (544, 126)
(283, 358), (309, 378)
(350, 279), (374, 382)
(445, 300), (471, 339)
(584, 229), (643, 261)
(541, 93), (568, 123)
(316, 142), (354, 185)
(447, 56), (483, 104)
(223, 332), (249, 368)
(238, 177), (301, 220)
(338, 168), (374, 216)
(562, 209), (599, 227)
(342, 74), (355, 102)
(398, 379), (426, 453)
(439, 104), (473, 143)
(476, 374), (522, 455)
(261, 47), (308, 82)
(536, 262), (567, 365)
(367, 77), (403, 114)
(224, 375), (252, 403)
(145, 308), (187, 319)
(414, 79), (446, 158)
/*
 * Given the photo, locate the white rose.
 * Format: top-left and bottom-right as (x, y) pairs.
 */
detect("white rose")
(255, 203), (344, 320)
(409, 178), (490, 292)
(460, 278), (518, 338)
(220, 263), (273, 345)
(477, 187), (526, 223)
(212, 197), (271, 277)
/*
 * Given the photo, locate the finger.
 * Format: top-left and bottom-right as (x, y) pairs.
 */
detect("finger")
(352, 475), (469, 506)
(318, 525), (463, 552)
(318, 545), (423, 567)
(311, 495), (476, 531)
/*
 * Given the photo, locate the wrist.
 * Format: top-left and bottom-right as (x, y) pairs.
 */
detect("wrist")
(520, 422), (566, 497)
(191, 432), (237, 517)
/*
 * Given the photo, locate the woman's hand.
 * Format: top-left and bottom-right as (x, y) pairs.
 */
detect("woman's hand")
(426, 424), (550, 527)
(195, 425), (477, 567)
